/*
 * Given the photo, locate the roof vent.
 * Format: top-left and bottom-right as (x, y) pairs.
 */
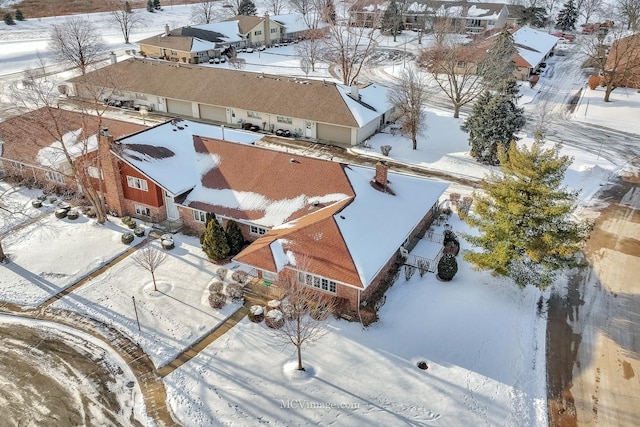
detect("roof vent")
(313, 200), (319, 207)
(289, 158), (296, 163)
(340, 215), (345, 219)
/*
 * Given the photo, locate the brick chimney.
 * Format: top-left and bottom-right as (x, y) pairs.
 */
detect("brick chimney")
(263, 13), (271, 48)
(98, 128), (126, 216)
(375, 161), (388, 187)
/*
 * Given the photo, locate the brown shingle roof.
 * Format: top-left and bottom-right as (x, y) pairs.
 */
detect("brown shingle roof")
(69, 58), (359, 127)
(186, 136), (355, 224)
(137, 34), (197, 51)
(225, 15), (264, 34)
(234, 199), (365, 288)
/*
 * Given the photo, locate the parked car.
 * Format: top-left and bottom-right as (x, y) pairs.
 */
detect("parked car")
(275, 129), (291, 137)
(246, 47), (254, 53)
(257, 45), (266, 51)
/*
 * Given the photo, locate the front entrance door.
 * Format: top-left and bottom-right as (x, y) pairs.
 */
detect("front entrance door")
(305, 121), (312, 138)
(165, 191), (179, 220)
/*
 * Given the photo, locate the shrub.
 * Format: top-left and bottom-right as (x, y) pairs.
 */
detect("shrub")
(208, 280), (224, 294)
(208, 292), (226, 309)
(310, 301), (331, 321)
(121, 232), (135, 244)
(127, 220), (137, 229)
(437, 254), (458, 281)
(281, 301), (295, 320)
(49, 197), (57, 203)
(216, 267), (228, 280)
(226, 282), (244, 301)
(225, 220), (245, 255)
(54, 208), (68, 219)
(248, 305), (265, 322)
(201, 214), (229, 261)
(86, 208), (97, 218)
(380, 145), (392, 156)
(134, 227), (145, 237)
(4, 12), (15, 25)
(66, 210), (79, 220)
(588, 74), (600, 90)
(417, 259), (428, 277)
(231, 270), (250, 284)
(32, 200), (43, 208)
(404, 264), (416, 281)
(161, 238), (174, 250)
(443, 230), (460, 256)
(37, 194), (47, 201)
(121, 216), (132, 225)
(265, 309), (285, 329)
(15, 9), (24, 21)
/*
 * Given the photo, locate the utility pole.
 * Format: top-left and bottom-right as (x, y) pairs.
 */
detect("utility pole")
(132, 296), (141, 331)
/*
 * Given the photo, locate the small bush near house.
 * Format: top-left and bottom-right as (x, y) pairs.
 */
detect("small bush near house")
(4, 12), (15, 25)
(380, 145), (392, 156)
(226, 282), (244, 301)
(248, 305), (265, 322)
(265, 309), (285, 329)
(208, 280), (224, 294)
(15, 9), (24, 21)
(121, 232), (135, 244)
(208, 292), (226, 309)
(588, 75), (601, 90)
(216, 267), (228, 280)
(66, 210), (79, 220)
(121, 216), (132, 226)
(231, 270), (250, 284)
(86, 208), (97, 218)
(32, 200), (42, 208)
(310, 301), (332, 321)
(437, 254), (458, 281)
(127, 220), (137, 229)
(134, 227), (145, 237)
(54, 208), (68, 219)
(37, 194), (47, 201)
(404, 264), (416, 280)
(443, 230), (460, 256)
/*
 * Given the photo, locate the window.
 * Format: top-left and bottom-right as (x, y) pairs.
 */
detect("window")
(298, 271), (337, 294)
(250, 225), (267, 235)
(193, 210), (207, 222)
(456, 61), (466, 68)
(271, 28), (278, 33)
(44, 170), (65, 184)
(88, 166), (102, 179)
(277, 116), (292, 124)
(170, 50), (177, 55)
(135, 93), (147, 100)
(247, 111), (261, 119)
(135, 205), (150, 216)
(127, 176), (148, 191)
(8, 160), (24, 170)
(254, 30), (262, 36)
(262, 270), (277, 282)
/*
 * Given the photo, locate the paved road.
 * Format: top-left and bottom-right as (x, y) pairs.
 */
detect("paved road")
(547, 162), (640, 427)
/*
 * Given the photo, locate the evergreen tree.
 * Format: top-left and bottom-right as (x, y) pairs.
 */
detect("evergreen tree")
(15, 9), (25, 21)
(238, 0), (257, 16)
(461, 77), (525, 164)
(516, 6), (547, 28)
(153, 0), (161, 10)
(381, 0), (403, 42)
(124, 1), (132, 13)
(462, 132), (592, 290)
(437, 254), (458, 281)
(4, 12), (15, 25)
(555, 0), (578, 31)
(479, 28), (517, 89)
(147, 0), (154, 12)
(225, 220), (245, 255)
(201, 214), (230, 261)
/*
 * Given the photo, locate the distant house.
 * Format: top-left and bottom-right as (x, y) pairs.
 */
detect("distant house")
(137, 24), (226, 64)
(0, 108), (143, 193)
(99, 119), (448, 310)
(512, 26), (558, 80)
(604, 33), (640, 89)
(67, 58), (395, 146)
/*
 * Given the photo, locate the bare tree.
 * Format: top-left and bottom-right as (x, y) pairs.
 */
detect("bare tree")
(267, 0), (287, 15)
(132, 243), (167, 291)
(584, 31), (640, 101)
(387, 66), (429, 150)
(0, 185), (31, 263)
(576, 0), (603, 23)
(418, 43), (484, 118)
(323, 18), (380, 85)
(190, 0), (219, 24)
(289, 0), (327, 28)
(49, 17), (106, 75)
(616, 0), (640, 29)
(227, 0), (242, 15)
(295, 29), (326, 72)
(110, 0), (143, 43)
(272, 269), (336, 371)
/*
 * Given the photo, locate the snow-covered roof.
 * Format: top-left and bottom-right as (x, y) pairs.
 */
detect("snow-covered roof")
(115, 120), (261, 195)
(37, 129), (98, 168)
(513, 26), (558, 68)
(337, 83), (392, 127)
(193, 21), (244, 43)
(336, 166), (448, 286)
(190, 38), (217, 53)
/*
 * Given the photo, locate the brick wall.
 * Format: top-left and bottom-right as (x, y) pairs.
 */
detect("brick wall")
(99, 134), (126, 216)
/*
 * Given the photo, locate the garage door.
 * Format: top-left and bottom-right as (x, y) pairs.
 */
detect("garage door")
(167, 99), (192, 116)
(199, 104), (226, 122)
(317, 123), (351, 145)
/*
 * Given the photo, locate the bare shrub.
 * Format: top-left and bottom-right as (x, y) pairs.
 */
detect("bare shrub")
(248, 305), (265, 323)
(216, 267), (228, 280)
(380, 145), (392, 156)
(208, 280), (224, 294)
(231, 270), (250, 284)
(404, 264), (416, 281)
(226, 282), (244, 301)
(417, 259), (428, 277)
(208, 292), (226, 309)
(265, 309), (285, 329)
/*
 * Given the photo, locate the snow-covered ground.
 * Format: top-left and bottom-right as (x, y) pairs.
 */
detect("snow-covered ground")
(1, 2), (638, 426)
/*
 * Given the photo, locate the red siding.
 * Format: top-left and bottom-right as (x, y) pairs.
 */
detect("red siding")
(120, 163), (163, 207)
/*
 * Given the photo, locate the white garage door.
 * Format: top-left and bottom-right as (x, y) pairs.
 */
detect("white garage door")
(199, 104), (227, 122)
(167, 99), (192, 116)
(317, 123), (351, 145)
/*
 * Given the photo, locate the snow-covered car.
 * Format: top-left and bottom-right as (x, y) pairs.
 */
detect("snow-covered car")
(246, 47), (254, 53)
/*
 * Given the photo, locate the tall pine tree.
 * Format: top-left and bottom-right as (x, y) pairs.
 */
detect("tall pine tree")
(555, 0), (578, 31)
(225, 220), (245, 255)
(201, 214), (230, 261)
(153, 0), (161, 10)
(15, 9), (24, 21)
(462, 133), (592, 290)
(479, 28), (518, 89)
(146, 0), (154, 12)
(238, 0), (257, 16)
(381, 0), (403, 42)
(461, 77), (525, 164)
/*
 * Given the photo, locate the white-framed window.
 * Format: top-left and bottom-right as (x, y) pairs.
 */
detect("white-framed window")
(135, 93), (147, 100)
(262, 270), (277, 282)
(271, 28), (278, 33)
(170, 50), (177, 55)
(135, 204), (150, 216)
(254, 30), (262, 36)
(456, 61), (466, 68)
(247, 111), (261, 119)
(44, 170), (65, 184)
(250, 225), (267, 235)
(127, 176), (148, 191)
(8, 160), (25, 170)
(193, 210), (207, 222)
(87, 166), (102, 179)
(277, 116), (292, 124)
(297, 271), (337, 294)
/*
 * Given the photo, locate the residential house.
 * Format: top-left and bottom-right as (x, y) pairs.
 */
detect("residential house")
(604, 33), (640, 89)
(138, 24), (225, 64)
(67, 58), (395, 146)
(0, 108), (144, 193)
(512, 26), (558, 80)
(100, 119), (448, 310)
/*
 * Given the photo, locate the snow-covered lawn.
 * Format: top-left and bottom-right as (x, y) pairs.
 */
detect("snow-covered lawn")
(574, 86), (640, 134)
(0, 212), (145, 307)
(164, 216), (547, 427)
(50, 234), (244, 368)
